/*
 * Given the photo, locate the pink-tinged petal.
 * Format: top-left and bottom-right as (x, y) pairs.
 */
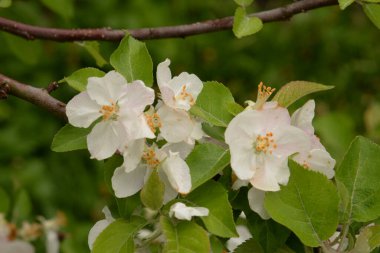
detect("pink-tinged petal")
(259, 107), (291, 130)
(88, 219), (113, 250)
(247, 187), (271, 220)
(158, 168), (178, 203)
(293, 149), (335, 179)
(119, 139), (145, 173)
(87, 121), (126, 160)
(291, 100), (315, 135)
(157, 105), (193, 143)
(0, 240), (35, 253)
(225, 110), (258, 145)
(272, 125), (310, 157)
(157, 59), (172, 88)
(251, 155), (289, 191)
(66, 92), (101, 128)
(229, 143), (256, 180)
(162, 152), (192, 194)
(118, 81), (155, 114)
(161, 142), (194, 160)
(87, 71), (126, 105)
(120, 113), (155, 140)
(111, 165), (147, 198)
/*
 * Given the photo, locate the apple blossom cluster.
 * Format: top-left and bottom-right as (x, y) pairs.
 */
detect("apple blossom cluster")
(0, 212), (66, 253)
(226, 83), (336, 219)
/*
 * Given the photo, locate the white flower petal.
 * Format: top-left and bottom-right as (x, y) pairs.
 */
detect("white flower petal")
(157, 168), (179, 203)
(273, 125), (310, 157)
(189, 119), (204, 142)
(87, 121), (126, 160)
(169, 202), (209, 220)
(229, 143), (256, 180)
(247, 187), (271, 220)
(291, 100), (315, 135)
(88, 219), (112, 250)
(157, 105), (193, 143)
(119, 139), (145, 173)
(120, 113), (155, 140)
(46, 230), (59, 253)
(101, 206), (115, 223)
(66, 92), (101, 128)
(0, 240), (35, 253)
(161, 142), (194, 160)
(157, 59), (172, 88)
(251, 156), (289, 191)
(293, 149), (335, 179)
(111, 165), (148, 198)
(162, 152), (192, 194)
(226, 225), (252, 252)
(118, 80), (155, 114)
(87, 71), (126, 105)
(170, 72), (203, 100)
(232, 179), (249, 190)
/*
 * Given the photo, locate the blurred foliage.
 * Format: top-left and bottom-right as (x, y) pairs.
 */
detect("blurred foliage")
(0, 0), (379, 252)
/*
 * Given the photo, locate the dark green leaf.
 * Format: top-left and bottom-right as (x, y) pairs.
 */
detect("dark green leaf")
(12, 189), (32, 221)
(0, 188), (10, 213)
(338, 0), (355, 10)
(234, 238), (264, 253)
(40, 0), (74, 19)
(363, 4), (380, 29)
(76, 41), (108, 67)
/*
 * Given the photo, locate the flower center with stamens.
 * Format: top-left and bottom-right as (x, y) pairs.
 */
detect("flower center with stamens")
(253, 82), (276, 110)
(99, 101), (119, 121)
(175, 85), (195, 106)
(145, 112), (162, 133)
(142, 147), (160, 168)
(254, 132), (277, 155)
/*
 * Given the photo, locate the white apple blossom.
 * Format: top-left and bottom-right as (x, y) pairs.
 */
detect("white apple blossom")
(225, 84), (310, 191)
(88, 206), (115, 250)
(112, 141), (193, 203)
(38, 212), (66, 253)
(66, 71), (155, 160)
(247, 187), (270, 220)
(0, 214), (34, 253)
(156, 59), (203, 111)
(225, 224), (252, 252)
(169, 202), (209, 221)
(291, 100), (336, 178)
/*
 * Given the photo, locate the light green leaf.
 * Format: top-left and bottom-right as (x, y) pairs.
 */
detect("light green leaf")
(201, 124), (226, 142)
(210, 235), (226, 253)
(110, 36), (153, 86)
(233, 7), (263, 38)
(0, 0), (11, 8)
(12, 189), (32, 221)
(186, 143), (230, 190)
(160, 216), (210, 253)
(272, 81), (333, 107)
(0, 188), (10, 213)
(363, 4), (380, 29)
(234, 238), (264, 253)
(265, 162), (339, 247)
(40, 0), (74, 19)
(140, 170), (165, 210)
(3, 34), (42, 65)
(338, 0), (355, 10)
(185, 181), (237, 238)
(64, 68), (105, 92)
(227, 101), (244, 116)
(234, 0), (254, 7)
(368, 225), (380, 251)
(76, 41), (108, 67)
(92, 217), (146, 253)
(51, 124), (91, 152)
(335, 136), (380, 222)
(190, 81), (236, 127)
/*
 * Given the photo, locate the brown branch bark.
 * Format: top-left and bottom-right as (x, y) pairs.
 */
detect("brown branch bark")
(0, 0), (338, 41)
(0, 74), (67, 120)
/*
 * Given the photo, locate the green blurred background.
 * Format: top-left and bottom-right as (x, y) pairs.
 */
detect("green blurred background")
(0, 0), (379, 252)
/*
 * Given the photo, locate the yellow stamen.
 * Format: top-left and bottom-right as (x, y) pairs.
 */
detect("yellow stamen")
(175, 85), (195, 106)
(254, 132), (277, 155)
(253, 82), (276, 110)
(99, 101), (119, 121)
(142, 147), (160, 168)
(145, 112), (162, 133)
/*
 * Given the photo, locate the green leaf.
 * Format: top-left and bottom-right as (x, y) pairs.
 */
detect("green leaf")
(76, 42), (108, 67)
(92, 217), (146, 253)
(234, 0), (254, 7)
(140, 170), (165, 210)
(363, 4), (380, 29)
(0, 188), (10, 213)
(3, 34), (42, 65)
(338, 0), (355, 10)
(265, 162), (339, 247)
(335, 136), (380, 222)
(40, 0), (74, 19)
(234, 238), (264, 253)
(210, 235), (226, 253)
(64, 67), (105, 92)
(12, 189), (32, 221)
(272, 81), (333, 107)
(0, 0), (11, 8)
(160, 216), (210, 253)
(110, 36), (153, 86)
(185, 181), (237, 237)
(233, 7), (263, 38)
(368, 225), (380, 251)
(51, 124), (91, 152)
(227, 101), (244, 116)
(186, 143), (230, 190)
(190, 81), (236, 127)
(201, 123), (226, 142)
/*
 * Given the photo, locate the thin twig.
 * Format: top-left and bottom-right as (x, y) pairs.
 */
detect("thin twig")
(0, 74), (67, 120)
(0, 0), (338, 41)
(0, 81), (10, 99)
(45, 81), (60, 94)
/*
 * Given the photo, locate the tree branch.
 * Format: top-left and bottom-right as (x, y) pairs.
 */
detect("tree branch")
(0, 74), (67, 120)
(0, 0), (338, 41)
